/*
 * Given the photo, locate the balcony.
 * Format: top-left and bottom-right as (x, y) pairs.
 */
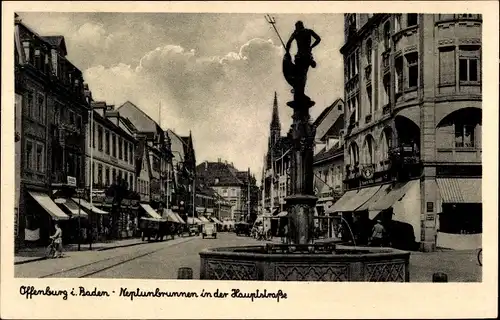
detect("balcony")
(389, 144), (421, 166)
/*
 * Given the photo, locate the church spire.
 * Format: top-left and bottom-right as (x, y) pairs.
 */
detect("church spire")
(270, 91), (280, 132)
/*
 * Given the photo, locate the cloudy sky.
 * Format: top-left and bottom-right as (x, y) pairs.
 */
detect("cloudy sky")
(18, 12), (344, 179)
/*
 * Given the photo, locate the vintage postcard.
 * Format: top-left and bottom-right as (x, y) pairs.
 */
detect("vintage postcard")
(1, 1), (498, 319)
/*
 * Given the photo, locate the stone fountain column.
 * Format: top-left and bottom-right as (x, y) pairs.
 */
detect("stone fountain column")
(285, 98), (317, 245)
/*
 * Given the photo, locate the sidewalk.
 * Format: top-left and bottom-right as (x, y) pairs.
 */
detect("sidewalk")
(15, 237), (146, 265)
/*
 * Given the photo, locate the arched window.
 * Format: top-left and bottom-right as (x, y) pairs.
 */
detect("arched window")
(383, 22), (391, 51)
(363, 135), (375, 165)
(365, 38), (372, 65)
(349, 142), (360, 166)
(379, 128), (393, 161)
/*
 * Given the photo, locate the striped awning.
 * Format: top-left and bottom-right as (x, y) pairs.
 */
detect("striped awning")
(59, 198), (89, 218)
(140, 203), (165, 220)
(326, 189), (358, 214)
(72, 198), (109, 215)
(364, 180), (419, 212)
(437, 178), (482, 203)
(356, 184), (392, 212)
(163, 209), (181, 223)
(210, 217), (223, 224)
(199, 216), (210, 223)
(29, 192), (69, 220)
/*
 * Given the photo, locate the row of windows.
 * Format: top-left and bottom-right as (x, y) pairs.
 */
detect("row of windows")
(20, 40), (85, 96)
(349, 44), (481, 124)
(92, 160), (134, 190)
(348, 120), (478, 167)
(220, 188), (240, 197)
(91, 122), (135, 164)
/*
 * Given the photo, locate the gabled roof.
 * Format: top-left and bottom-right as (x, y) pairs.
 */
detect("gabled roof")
(196, 162), (244, 187)
(313, 98), (344, 142)
(42, 36), (67, 56)
(313, 142), (344, 164)
(117, 101), (158, 133)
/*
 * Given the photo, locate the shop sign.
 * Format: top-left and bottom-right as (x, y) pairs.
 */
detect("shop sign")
(67, 176), (77, 187)
(426, 214), (434, 221)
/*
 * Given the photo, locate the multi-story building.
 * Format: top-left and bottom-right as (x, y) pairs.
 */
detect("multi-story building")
(312, 98), (345, 237)
(337, 14), (482, 251)
(166, 129), (197, 223)
(15, 16), (90, 249)
(83, 100), (139, 239)
(196, 160), (258, 222)
(262, 93), (292, 216)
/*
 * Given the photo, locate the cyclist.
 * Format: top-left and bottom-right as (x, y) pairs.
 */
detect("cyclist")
(50, 223), (63, 258)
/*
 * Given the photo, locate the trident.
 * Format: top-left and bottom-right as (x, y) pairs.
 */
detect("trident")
(265, 14), (286, 49)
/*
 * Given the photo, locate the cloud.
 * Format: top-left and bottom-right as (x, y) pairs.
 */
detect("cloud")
(83, 38), (285, 174)
(18, 12), (345, 177)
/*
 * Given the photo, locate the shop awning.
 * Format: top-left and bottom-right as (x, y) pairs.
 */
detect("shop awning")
(325, 189), (358, 214)
(342, 186), (381, 212)
(163, 209), (181, 223)
(210, 217), (223, 224)
(72, 198), (109, 215)
(356, 184), (392, 212)
(173, 212), (186, 224)
(140, 203), (164, 220)
(437, 178), (482, 203)
(59, 198), (89, 218)
(187, 217), (203, 225)
(199, 216), (210, 223)
(29, 192), (69, 220)
(366, 180), (419, 212)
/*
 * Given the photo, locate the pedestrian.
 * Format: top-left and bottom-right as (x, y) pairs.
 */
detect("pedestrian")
(370, 220), (386, 247)
(50, 223), (63, 258)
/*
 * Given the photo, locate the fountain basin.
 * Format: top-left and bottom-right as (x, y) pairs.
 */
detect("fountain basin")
(199, 244), (410, 282)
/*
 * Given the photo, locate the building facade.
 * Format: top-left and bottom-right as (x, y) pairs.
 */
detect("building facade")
(196, 160), (258, 223)
(83, 100), (139, 239)
(262, 93), (292, 215)
(338, 14), (482, 251)
(15, 16), (89, 249)
(312, 98), (345, 237)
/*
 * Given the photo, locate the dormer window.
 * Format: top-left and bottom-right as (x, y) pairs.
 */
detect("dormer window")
(215, 178), (220, 184)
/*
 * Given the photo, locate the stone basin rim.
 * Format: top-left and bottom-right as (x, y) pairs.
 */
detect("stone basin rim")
(199, 245), (410, 261)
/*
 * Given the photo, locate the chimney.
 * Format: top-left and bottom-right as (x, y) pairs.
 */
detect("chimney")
(205, 161), (208, 170)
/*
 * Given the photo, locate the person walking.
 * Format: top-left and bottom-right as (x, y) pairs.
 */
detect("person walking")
(370, 220), (386, 247)
(50, 223), (63, 258)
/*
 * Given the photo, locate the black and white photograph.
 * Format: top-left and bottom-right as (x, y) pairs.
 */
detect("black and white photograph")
(1, 1), (498, 319)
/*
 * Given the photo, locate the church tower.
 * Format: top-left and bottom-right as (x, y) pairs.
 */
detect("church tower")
(269, 91), (281, 148)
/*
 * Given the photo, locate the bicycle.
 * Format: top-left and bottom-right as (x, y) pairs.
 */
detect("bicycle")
(477, 248), (482, 267)
(45, 239), (56, 259)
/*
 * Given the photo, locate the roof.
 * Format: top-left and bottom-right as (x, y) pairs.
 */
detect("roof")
(42, 36), (67, 56)
(313, 98), (345, 142)
(117, 101), (158, 133)
(196, 162), (244, 186)
(313, 98), (343, 127)
(313, 142), (343, 164)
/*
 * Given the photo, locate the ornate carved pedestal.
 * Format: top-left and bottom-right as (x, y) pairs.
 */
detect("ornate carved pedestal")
(285, 98), (317, 245)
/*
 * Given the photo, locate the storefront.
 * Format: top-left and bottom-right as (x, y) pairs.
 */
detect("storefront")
(72, 197), (109, 242)
(436, 178), (482, 250)
(25, 191), (70, 246)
